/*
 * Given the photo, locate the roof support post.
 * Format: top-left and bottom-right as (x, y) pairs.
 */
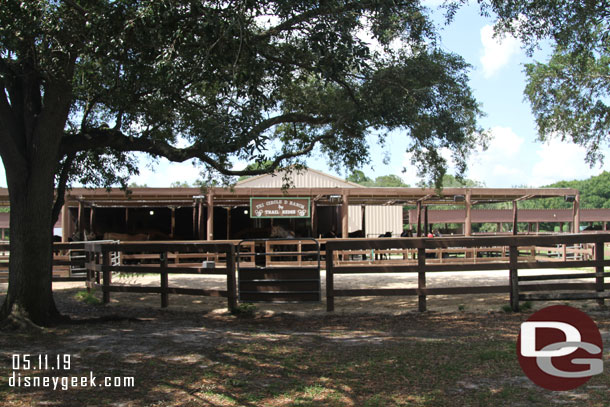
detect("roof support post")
(464, 191), (472, 236)
(170, 207), (176, 239)
(61, 204), (70, 242)
(573, 193), (580, 233)
(424, 205), (429, 236)
(192, 205), (197, 239)
(361, 204), (366, 238)
(197, 200), (204, 240)
(341, 190), (349, 238)
(311, 200), (318, 238)
(416, 201), (422, 237)
(78, 201), (86, 239)
(226, 207), (231, 240)
(512, 200), (518, 235)
(206, 192), (214, 241)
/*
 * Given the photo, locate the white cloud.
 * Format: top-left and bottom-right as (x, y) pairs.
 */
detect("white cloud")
(401, 126), (527, 187)
(465, 126), (526, 185)
(129, 155), (202, 187)
(480, 24), (521, 78)
(530, 140), (609, 187)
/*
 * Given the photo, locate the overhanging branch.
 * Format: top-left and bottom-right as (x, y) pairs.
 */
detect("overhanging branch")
(59, 126), (330, 176)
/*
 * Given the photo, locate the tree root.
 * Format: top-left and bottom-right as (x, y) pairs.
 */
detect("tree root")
(0, 305), (45, 332)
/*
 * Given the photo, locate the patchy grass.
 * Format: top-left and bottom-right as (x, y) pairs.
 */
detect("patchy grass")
(0, 290), (609, 406)
(74, 289), (102, 306)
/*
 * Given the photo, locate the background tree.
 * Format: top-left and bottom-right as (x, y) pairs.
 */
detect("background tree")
(169, 181), (191, 188)
(0, 0), (484, 326)
(346, 170), (374, 186)
(346, 171), (409, 187)
(417, 174), (484, 188)
(468, 0), (610, 164)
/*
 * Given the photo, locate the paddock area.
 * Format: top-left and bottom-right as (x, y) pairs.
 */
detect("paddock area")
(2, 233), (609, 314)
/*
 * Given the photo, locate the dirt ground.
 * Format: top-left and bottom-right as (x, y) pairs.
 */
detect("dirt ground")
(1, 269), (609, 407)
(12, 267), (595, 315)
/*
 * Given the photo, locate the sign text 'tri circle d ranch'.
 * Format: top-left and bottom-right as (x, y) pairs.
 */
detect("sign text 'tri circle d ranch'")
(250, 198), (310, 218)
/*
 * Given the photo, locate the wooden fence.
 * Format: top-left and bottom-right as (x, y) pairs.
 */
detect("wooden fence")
(2, 234), (610, 313)
(0, 242), (88, 283)
(325, 233), (610, 312)
(84, 242), (237, 311)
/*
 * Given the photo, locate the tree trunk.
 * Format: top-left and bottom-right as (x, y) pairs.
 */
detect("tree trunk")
(0, 157), (63, 327)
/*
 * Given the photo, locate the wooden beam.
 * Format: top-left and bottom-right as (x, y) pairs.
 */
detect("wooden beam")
(197, 200), (204, 240)
(416, 201), (422, 237)
(311, 200), (318, 238)
(78, 201), (85, 238)
(192, 205), (197, 239)
(573, 193), (581, 233)
(226, 207), (231, 240)
(424, 205), (429, 236)
(341, 190), (349, 238)
(512, 200), (518, 235)
(90, 207), (96, 237)
(361, 205), (366, 238)
(206, 193), (214, 241)
(464, 192), (472, 236)
(61, 205), (70, 242)
(170, 207), (176, 239)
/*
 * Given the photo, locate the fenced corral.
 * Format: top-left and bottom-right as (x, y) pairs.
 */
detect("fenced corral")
(2, 234), (610, 313)
(325, 233), (610, 312)
(84, 242), (237, 311)
(0, 242), (89, 283)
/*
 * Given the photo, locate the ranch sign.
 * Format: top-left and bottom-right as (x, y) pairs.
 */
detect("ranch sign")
(250, 197), (310, 218)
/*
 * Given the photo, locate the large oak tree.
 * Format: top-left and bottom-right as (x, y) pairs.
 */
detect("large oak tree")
(0, 0), (483, 326)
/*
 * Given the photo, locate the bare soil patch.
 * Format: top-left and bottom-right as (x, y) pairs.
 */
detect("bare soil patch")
(1, 269), (608, 406)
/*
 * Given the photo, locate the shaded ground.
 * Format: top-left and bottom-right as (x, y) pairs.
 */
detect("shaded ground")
(0, 270), (609, 406)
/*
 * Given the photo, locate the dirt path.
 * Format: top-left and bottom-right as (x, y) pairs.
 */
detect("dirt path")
(0, 267), (598, 315)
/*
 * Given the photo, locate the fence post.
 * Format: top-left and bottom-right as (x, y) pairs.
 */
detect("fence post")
(326, 244), (334, 312)
(595, 241), (605, 306)
(226, 244), (237, 312)
(160, 251), (168, 308)
(102, 249), (111, 304)
(417, 247), (426, 312)
(509, 245), (519, 312)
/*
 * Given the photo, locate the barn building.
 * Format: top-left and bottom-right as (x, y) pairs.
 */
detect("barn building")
(0, 168), (600, 242)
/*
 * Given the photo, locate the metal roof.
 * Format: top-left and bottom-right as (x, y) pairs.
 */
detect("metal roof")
(0, 186), (580, 208)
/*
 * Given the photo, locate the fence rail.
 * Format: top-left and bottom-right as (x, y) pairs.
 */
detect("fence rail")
(83, 242), (237, 311)
(2, 234), (610, 314)
(0, 242), (88, 283)
(325, 233), (610, 312)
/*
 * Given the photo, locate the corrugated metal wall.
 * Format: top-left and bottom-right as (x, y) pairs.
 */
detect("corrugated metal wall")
(364, 206), (402, 237)
(237, 168), (361, 189)
(348, 205), (402, 236)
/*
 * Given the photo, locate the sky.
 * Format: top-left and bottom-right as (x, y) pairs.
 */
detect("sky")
(0, 2), (608, 189)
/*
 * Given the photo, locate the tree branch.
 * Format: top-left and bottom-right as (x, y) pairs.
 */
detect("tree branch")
(60, 121), (331, 177)
(253, 2), (371, 41)
(52, 153), (75, 226)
